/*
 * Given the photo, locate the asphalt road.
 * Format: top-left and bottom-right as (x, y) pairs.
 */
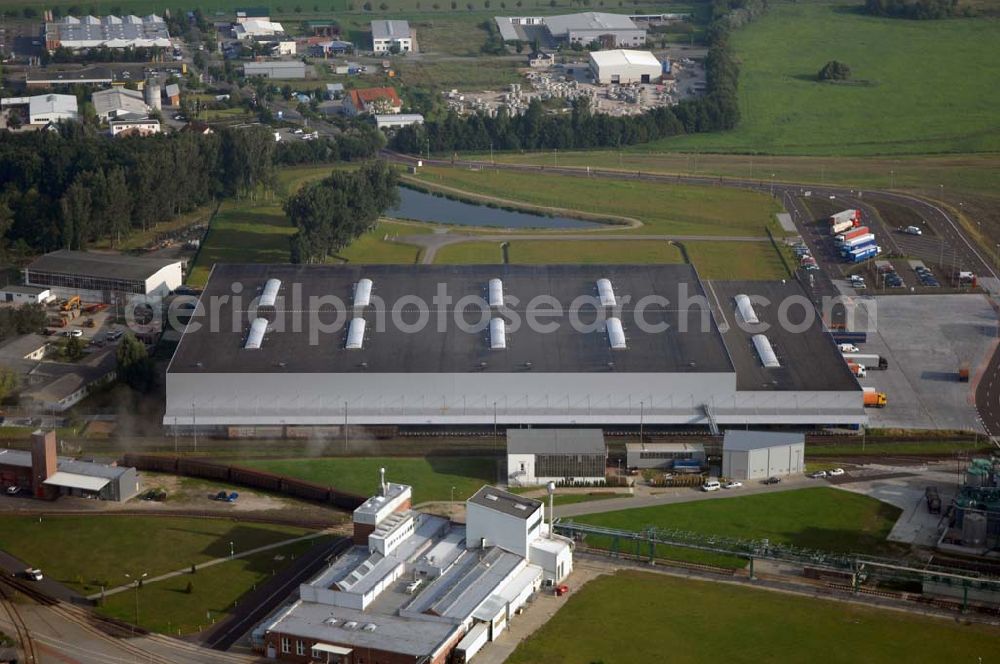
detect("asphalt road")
(0, 549), (88, 605)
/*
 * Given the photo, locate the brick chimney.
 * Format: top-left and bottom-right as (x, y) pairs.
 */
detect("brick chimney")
(31, 430), (57, 500)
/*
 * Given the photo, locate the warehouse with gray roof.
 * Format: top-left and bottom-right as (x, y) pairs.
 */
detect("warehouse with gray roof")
(164, 264), (866, 436)
(24, 250), (182, 303)
(495, 12), (646, 48)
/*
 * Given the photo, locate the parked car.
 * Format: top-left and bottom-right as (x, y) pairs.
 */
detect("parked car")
(903, 225), (922, 236)
(701, 480), (721, 492)
(5, 486), (20, 495)
(828, 468), (846, 476)
(723, 481), (743, 489)
(763, 476), (782, 485)
(23, 568), (43, 581)
(70, 329), (83, 338)
(808, 471), (827, 479)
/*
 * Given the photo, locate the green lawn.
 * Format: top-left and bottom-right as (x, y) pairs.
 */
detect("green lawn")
(0, 516), (313, 593)
(684, 241), (790, 280)
(434, 241), (506, 264)
(808, 439), (992, 457)
(552, 493), (631, 507)
(239, 456), (496, 504)
(96, 537), (330, 635)
(507, 571), (1000, 664)
(334, 220), (429, 264)
(575, 488), (903, 558)
(652, 2), (1000, 155)
(188, 202), (294, 286)
(510, 240), (685, 264)
(411, 168), (780, 236)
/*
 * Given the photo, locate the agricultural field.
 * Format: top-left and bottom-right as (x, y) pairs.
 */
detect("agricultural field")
(0, 516), (314, 593)
(96, 536), (331, 634)
(652, 2), (1000, 155)
(239, 456), (497, 504)
(410, 168), (781, 236)
(573, 487), (903, 559)
(507, 571), (1000, 664)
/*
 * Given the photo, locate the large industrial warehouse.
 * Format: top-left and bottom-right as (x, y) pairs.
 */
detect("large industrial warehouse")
(164, 264), (865, 436)
(24, 250), (183, 303)
(589, 49), (662, 84)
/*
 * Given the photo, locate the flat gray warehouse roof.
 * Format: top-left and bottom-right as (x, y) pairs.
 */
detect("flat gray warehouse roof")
(507, 428), (605, 454)
(468, 486), (541, 519)
(723, 430), (804, 451)
(26, 250), (179, 282)
(709, 280), (860, 393)
(169, 264), (736, 375)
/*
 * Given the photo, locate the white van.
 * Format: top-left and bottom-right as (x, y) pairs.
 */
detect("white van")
(701, 480), (721, 492)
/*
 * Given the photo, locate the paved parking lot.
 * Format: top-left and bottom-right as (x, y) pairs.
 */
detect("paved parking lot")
(860, 294), (997, 431)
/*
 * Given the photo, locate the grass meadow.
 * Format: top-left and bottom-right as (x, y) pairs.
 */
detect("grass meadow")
(507, 571), (1000, 664)
(652, 2), (1000, 155)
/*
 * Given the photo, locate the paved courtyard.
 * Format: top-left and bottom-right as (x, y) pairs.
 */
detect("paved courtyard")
(858, 294), (997, 431)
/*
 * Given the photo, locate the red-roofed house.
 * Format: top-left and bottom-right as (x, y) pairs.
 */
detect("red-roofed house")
(345, 86), (402, 116)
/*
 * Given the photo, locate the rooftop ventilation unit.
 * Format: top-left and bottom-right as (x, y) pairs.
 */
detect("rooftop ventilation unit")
(752, 334), (780, 368)
(346, 317), (366, 350)
(259, 278), (281, 307)
(488, 278), (504, 308)
(606, 317), (626, 350)
(362, 623), (377, 632)
(734, 294), (759, 325)
(354, 278), (373, 308)
(596, 278), (616, 307)
(244, 317), (268, 350)
(489, 317), (506, 350)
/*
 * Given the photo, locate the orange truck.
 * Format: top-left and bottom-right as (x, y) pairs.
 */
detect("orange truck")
(862, 387), (887, 408)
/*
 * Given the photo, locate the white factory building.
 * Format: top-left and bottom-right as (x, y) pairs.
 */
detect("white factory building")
(371, 19), (413, 53)
(44, 15), (171, 51)
(164, 264), (866, 435)
(255, 473), (572, 663)
(24, 250), (183, 304)
(589, 49), (661, 84)
(1, 94), (79, 125)
(92, 87), (149, 121)
(721, 430), (806, 480)
(507, 428), (607, 486)
(496, 12), (646, 48)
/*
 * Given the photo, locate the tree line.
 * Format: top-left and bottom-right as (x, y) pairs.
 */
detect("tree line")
(0, 122), (383, 256)
(864, 0), (966, 19)
(391, 0), (765, 155)
(284, 161), (399, 264)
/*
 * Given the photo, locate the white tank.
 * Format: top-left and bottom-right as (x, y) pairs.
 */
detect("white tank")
(145, 83), (161, 110)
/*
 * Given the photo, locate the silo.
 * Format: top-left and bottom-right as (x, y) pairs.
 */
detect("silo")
(962, 511), (988, 547)
(145, 83), (162, 111)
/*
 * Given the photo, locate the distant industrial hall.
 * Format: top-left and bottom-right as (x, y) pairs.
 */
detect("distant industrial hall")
(163, 264), (865, 437)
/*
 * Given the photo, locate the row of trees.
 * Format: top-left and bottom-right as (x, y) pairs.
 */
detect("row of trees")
(0, 122), (383, 255)
(284, 161), (399, 264)
(0, 304), (47, 345)
(392, 0), (762, 154)
(864, 0), (965, 19)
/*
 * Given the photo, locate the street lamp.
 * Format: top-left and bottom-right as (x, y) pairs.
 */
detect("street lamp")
(450, 486), (456, 502)
(230, 541), (235, 557)
(124, 572), (147, 631)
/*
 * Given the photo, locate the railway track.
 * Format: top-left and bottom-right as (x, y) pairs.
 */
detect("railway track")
(0, 577), (40, 663)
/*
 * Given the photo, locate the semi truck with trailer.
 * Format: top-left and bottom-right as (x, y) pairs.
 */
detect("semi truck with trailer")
(847, 362), (867, 378)
(835, 226), (870, 244)
(843, 353), (888, 370)
(831, 331), (867, 344)
(845, 244), (880, 263)
(839, 233), (877, 250)
(862, 387), (887, 408)
(829, 209), (861, 226)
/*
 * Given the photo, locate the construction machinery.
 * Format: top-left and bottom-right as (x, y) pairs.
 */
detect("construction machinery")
(60, 296), (80, 311)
